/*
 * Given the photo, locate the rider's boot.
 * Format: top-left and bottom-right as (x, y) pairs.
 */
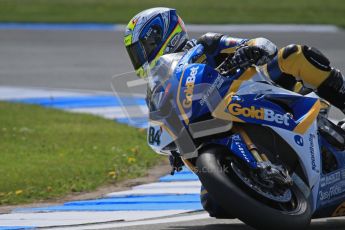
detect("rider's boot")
(317, 68), (345, 114)
(316, 67), (345, 134)
(316, 68), (345, 141)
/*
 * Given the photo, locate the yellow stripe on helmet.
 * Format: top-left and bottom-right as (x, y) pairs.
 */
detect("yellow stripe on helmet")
(135, 24), (183, 78)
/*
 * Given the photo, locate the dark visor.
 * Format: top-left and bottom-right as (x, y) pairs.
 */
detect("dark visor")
(126, 41), (148, 70)
(126, 26), (163, 70)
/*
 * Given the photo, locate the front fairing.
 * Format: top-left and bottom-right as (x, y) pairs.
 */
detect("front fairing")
(147, 44), (321, 156)
(172, 60), (321, 135)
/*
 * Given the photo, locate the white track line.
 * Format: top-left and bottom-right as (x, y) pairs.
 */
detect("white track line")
(106, 187), (200, 197)
(133, 181), (201, 190)
(67, 106), (148, 119)
(0, 210), (191, 228)
(0, 86), (145, 100)
(0, 86), (92, 100)
(48, 212), (211, 230)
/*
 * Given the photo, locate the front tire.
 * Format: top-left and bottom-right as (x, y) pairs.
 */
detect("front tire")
(196, 146), (312, 230)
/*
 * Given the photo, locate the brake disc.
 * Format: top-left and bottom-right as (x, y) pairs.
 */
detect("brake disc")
(231, 162), (292, 203)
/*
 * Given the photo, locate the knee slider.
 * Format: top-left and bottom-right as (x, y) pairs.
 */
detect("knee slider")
(320, 69), (344, 91)
(302, 45), (331, 71)
(318, 69), (345, 111)
(197, 32), (224, 55)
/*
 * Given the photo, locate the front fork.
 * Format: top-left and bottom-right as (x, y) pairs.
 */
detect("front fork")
(171, 124), (293, 187)
(234, 125), (293, 187)
(233, 126), (268, 163)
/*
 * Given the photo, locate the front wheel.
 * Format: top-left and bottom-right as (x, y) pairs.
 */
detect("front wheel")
(196, 146), (312, 230)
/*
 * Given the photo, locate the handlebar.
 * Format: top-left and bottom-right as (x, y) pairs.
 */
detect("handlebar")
(216, 56), (240, 76)
(216, 48), (262, 76)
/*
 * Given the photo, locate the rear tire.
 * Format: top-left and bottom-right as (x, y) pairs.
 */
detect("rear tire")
(196, 145), (312, 230)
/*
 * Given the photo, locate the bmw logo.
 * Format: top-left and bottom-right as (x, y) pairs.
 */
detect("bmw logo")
(294, 135), (304, 147)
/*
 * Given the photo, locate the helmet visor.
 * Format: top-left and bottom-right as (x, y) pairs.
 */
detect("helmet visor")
(140, 25), (163, 60)
(126, 41), (148, 70)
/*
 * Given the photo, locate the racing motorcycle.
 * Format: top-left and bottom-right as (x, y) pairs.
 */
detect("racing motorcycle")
(146, 44), (345, 230)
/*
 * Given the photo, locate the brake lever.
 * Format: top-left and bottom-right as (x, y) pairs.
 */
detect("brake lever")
(216, 56), (239, 76)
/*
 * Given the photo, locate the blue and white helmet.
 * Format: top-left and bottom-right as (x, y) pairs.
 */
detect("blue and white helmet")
(124, 8), (189, 77)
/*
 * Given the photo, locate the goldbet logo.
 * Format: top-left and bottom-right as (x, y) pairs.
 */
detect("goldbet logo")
(183, 66), (198, 108)
(228, 103), (290, 126)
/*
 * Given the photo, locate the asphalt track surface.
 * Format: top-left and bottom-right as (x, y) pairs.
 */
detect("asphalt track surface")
(1, 29), (345, 93)
(112, 215), (345, 230)
(1, 28), (345, 229)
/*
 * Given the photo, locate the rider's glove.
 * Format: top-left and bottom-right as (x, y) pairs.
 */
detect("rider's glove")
(183, 39), (198, 51)
(232, 45), (270, 69)
(169, 151), (184, 175)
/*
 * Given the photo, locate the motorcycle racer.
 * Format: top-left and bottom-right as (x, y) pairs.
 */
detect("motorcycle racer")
(124, 8), (345, 114)
(124, 7), (345, 218)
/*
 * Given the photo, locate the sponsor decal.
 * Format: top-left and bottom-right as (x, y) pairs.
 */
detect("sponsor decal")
(124, 36), (132, 46)
(309, 133), (317, 171)
(319, 181), (345, 201)
(233, 135), (245, 154)
(199, 75), (224, 106)
(148, 126), (161, 146)
(231, 95), (243, 103)
(227, 103), (290, 126)
(294, 135), (304, 147)
(318, 169), (345, 203)
(166, 33), (181, 53)
(232, 134), (252, 163)
(169, 33), (180, 47)
(318, 169), (345, 205)
(144, 27), (153, 40)
(224, 38), (237, 47)
(320, 171), (341, 188)
(182, 66), (199, 108)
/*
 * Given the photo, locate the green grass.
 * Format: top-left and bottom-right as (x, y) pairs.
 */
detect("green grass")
(0, 0), (344, 26)
(0, 101), (161, 205)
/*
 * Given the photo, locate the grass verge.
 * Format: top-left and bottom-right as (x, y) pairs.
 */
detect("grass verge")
(0, 101), (161, 205)
(0, 0), (344, 27)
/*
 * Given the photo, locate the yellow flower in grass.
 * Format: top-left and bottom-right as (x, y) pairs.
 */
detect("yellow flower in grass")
(127, 157), (136, 164)
(15, 190), (23, 195)
(108, 171), (117, 179)
(130, 147), (139, 154)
